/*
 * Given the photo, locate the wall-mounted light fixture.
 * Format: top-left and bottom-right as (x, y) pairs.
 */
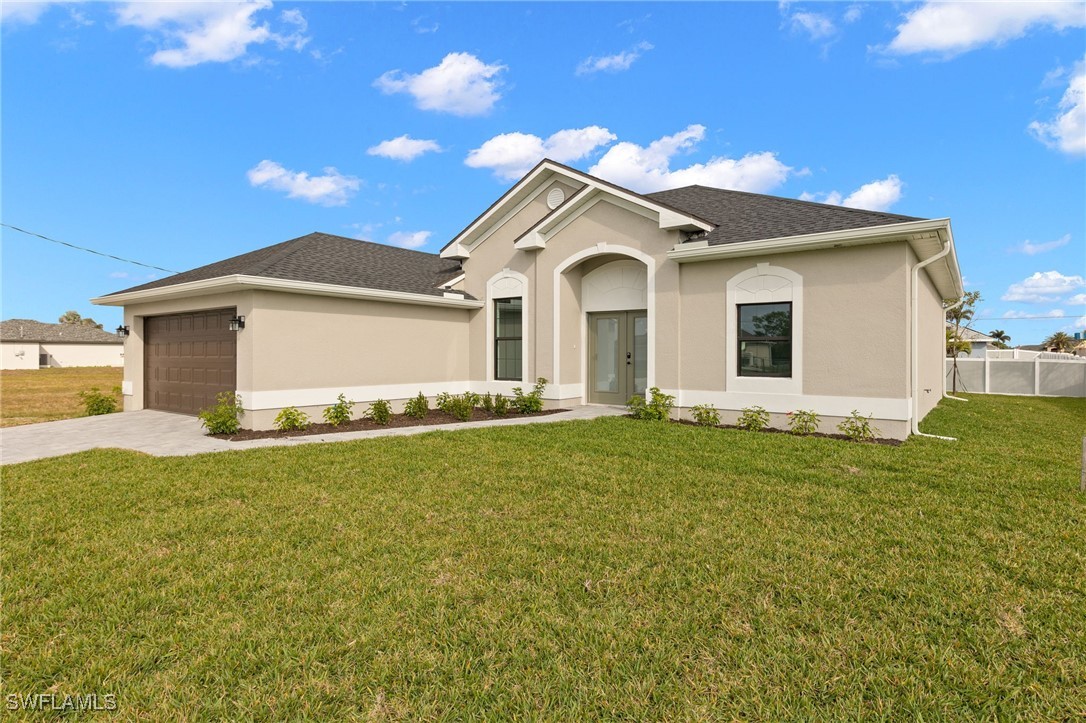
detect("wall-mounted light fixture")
(229, 315), (246, 331)
(116, 325), (130, 338)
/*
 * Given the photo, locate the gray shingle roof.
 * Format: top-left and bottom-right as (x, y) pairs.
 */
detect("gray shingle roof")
(104, 232), (467, 299)
(948, 324), (997, 343)
(646, 185), (923, 246)
(1, 319), (122, 344)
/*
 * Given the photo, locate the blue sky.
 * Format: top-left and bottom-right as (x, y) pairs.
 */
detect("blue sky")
(2, 1), (1084, 345)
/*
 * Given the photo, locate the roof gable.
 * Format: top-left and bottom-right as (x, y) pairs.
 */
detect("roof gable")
(439, 159), (713, 259)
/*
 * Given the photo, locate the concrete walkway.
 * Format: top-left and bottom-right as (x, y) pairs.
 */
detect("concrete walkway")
(0, 406), (626, 465)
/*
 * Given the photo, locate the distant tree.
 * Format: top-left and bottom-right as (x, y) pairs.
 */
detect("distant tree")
(58, 310), (103, 329)
(945, 291), (981, 393)
(987, 329), (1011, 349)
(1043, 331), (1075, 353)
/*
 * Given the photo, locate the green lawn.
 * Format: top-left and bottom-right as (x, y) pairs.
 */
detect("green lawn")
(3, 395), (1084, 719)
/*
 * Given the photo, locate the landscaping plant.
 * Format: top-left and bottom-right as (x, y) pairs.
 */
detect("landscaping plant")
(77, 386), (119, 416)
(368, 399), (392, 425)
(736, 405), (770, 432)
(198, 392), (243, 435)
(403, 392), (429, 419)
(322, 394), (354, 427)
(787, 409), (820, 435)
(493, 393), (509, 416)
(481, 393), (494, 413)
(437, 392), (474, 421)
(273, 406), (310, 431)
(626, 387), (675, 421)
(837, 410), (879, 442)
(511, 378), (547, 414)
(690, 403), (720, 427)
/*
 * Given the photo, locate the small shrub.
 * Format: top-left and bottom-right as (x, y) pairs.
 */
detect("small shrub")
(787, 409), (820, 435)
(493, 393), (509, 416)
(436, 392), (453, 414)
(78, 386), (119, 416)
(690, 403), (720, 427)
(447, 395), (475, 421)
(198, 392), (243, 435)
(463, 392), (481, 409)
(322, 394), (355, 427)
(368, 398), (392, 425)
(512, 377), (548, 414)
(736, 405), (770, 432)
(274, 406), (310, 431)
(838, 410), (879, 442)
(626, 387), (675, 421)
(404, 392), (429, 419)
(481, 392), (494, 413)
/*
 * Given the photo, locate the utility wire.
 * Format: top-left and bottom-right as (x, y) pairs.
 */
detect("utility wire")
(1, 223), (179, 274)
(972, 315), (1082, 321)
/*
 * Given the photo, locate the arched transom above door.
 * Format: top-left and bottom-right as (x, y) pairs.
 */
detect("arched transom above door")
(582, 260), (647, 313)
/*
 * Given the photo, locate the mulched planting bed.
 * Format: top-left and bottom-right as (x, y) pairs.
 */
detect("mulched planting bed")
(670, 417), (903, 446)
(216, 408), (567, 441)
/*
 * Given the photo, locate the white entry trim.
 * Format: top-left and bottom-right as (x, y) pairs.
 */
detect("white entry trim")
(553, 244), (656, 404)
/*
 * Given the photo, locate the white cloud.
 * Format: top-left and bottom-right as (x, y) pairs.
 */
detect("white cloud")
(789, 11), (836, 40)
(367, 135), (443, 162)
(843, 5), (863, 24)
(1066, 293), (1086, 305)
(114, 1), (310, 68)
(1002, 270), (1086, 303)
(576, 41), (653, 75)
(1003, 308), (1066, 319)
(466, 126), (617, 181)
(885, 2), (1086, 58)
(800, 174), (903, 212)
(1029, 57), (1086, 156)
(587, 124), (792, 194)
(374, 52), (505, 117)
(1, 1), (64, 25)
(387, 231), (431, 249)
(1014, 233), (1072, 255)
(246, 160), (360, 206)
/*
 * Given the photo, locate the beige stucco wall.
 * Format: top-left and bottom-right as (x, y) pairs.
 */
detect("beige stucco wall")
(915, 251), (946, 421)
(246, 290), (469, 393)
(40, 343), (124, 368)
(1, 342), (39, 370)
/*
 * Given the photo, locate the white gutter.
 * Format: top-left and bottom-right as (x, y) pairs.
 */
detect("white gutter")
(91, 274), (484, 309)
(911, 230), (955, 441)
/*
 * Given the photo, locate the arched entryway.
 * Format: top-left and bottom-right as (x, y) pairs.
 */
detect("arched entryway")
(552, 245), (654, 405)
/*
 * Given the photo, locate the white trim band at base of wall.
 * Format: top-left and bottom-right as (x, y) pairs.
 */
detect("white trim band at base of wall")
(236, 382), (908, 418)
(668, 389), (911, 421)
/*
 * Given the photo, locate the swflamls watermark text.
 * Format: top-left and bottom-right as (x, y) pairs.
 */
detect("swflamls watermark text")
(6, 693), (117, 711)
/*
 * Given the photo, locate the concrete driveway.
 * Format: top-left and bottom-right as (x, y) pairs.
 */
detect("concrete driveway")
(1, 406), (625, 465)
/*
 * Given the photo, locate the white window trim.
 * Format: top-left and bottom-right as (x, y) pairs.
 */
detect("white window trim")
(486, 269), (529, 383)
(726, 263), (803, 395)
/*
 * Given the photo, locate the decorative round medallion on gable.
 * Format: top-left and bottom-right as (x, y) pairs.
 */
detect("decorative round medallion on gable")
(546, 187), (565, 209)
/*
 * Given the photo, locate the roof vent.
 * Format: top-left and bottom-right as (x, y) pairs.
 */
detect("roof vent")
(546, 187), (565, 210)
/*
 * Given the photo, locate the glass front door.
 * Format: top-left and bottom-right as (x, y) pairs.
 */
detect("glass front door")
(588, 310), (647, 404)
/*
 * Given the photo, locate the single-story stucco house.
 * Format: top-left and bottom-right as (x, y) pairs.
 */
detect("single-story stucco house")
(0, 319), (125, 370)
(92, 159), (963, 439)
(947, 324), (998, 359)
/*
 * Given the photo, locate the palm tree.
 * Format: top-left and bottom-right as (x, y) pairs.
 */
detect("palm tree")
(987, 329), (1010, 349)
(1043, 331), (1075, 353)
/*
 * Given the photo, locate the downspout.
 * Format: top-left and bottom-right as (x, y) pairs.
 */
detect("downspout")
(942, 296), (969, 402)
(911, 230), (956, 441)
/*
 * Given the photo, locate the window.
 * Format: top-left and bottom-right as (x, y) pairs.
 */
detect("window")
(737, 302), (791, 378)
(494, 297), (523, 381)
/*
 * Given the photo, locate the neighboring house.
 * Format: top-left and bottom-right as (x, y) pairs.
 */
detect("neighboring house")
(947, 324), (998, 358)
(0, 319), (124, 370)
(92, 159), (962, 439)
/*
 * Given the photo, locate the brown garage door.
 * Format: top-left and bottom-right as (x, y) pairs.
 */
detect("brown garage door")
(144, 308), (237, 415)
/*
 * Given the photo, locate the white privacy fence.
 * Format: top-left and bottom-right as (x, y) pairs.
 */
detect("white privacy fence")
(946, 356), (1086, 397)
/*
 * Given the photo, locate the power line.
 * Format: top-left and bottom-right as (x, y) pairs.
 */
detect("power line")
(973, 315), (1083, 321)
(1, 223), (179, 274)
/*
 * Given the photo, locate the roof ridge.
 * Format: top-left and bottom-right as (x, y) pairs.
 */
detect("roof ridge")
(245, 233), (323, 277)
(312, 231), (446, 260)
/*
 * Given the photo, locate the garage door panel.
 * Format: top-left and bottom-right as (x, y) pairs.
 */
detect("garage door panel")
(144, 308), (238, 415)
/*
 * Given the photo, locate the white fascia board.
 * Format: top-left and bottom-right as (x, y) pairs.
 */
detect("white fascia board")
(91, 274), (483, 309)
(667, 218), (947, 260)
(440, 242), (471, 260)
